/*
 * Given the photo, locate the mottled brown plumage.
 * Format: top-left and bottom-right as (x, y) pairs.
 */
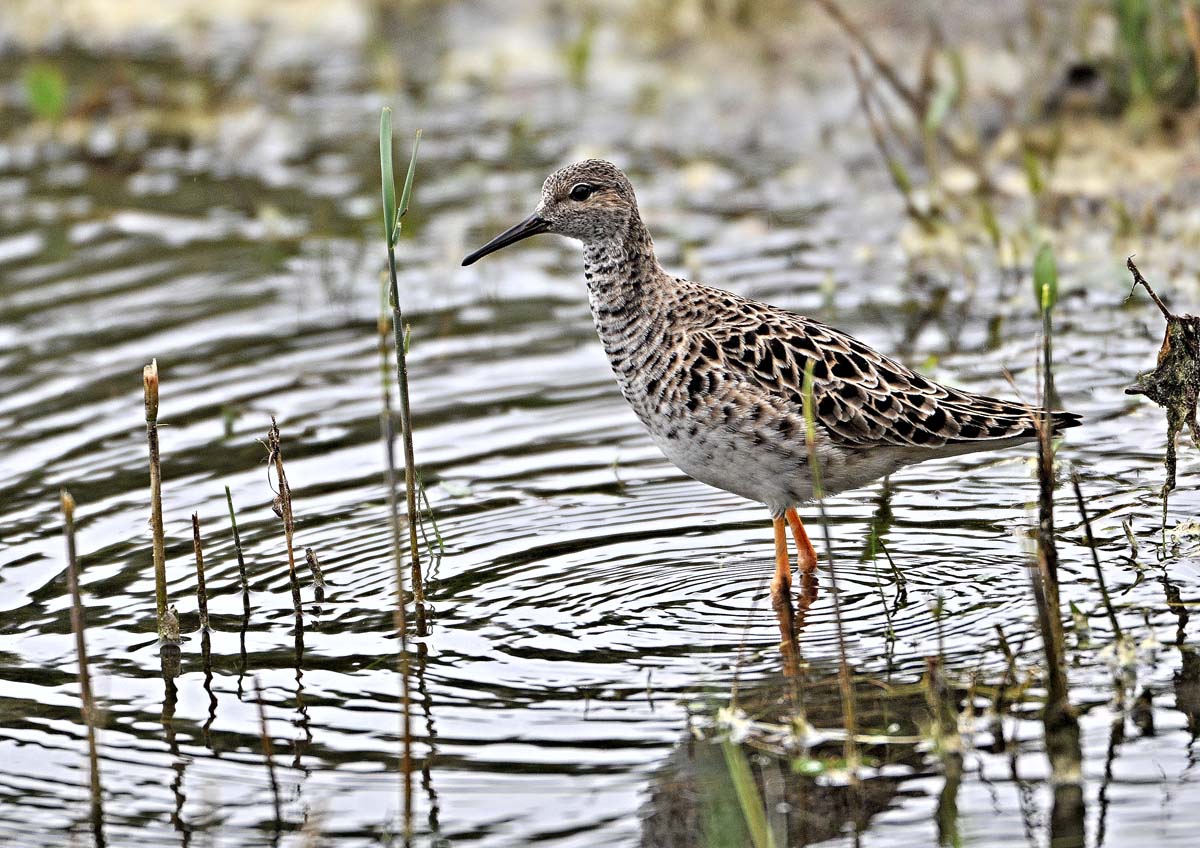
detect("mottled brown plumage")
(463, 160), (1080, 603)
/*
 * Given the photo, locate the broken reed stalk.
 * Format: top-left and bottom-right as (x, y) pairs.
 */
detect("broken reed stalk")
(61, 491), (105, 846)
(1032, 266), (1083, 786)
(143, 360), (172, 644)
(254, 676), (283, 832)
(380, 106), (416, 837)
(304, 547), (326, 605)
(380, 108), (427, 638)
(801, 361), (860, 786)
(191, 513), (210, 632)
(1069, 474), (1122, 640)
(225, 486), (251, 616)
(266, 417), (303, 620)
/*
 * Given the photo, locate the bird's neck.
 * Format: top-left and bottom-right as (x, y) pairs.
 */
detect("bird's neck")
(580, 216), (664, 313)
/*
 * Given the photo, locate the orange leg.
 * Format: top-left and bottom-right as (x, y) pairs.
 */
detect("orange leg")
(785, 508), (818, 574)
(770, 516), (792, 596)
(770, 515), (798, 668)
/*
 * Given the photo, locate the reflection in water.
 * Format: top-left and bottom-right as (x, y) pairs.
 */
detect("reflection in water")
(294, 625), (311, 773)
(641, 668), (926, 847)
(161, 645), (186, 845)
(415, 650), (442, 838)
(201, 630), (217, 750)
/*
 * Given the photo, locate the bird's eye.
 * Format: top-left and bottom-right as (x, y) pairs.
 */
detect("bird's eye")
(569, 183), (594, 202)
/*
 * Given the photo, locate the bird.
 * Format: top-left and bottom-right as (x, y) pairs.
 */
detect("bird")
(462, 159), (1080, 625)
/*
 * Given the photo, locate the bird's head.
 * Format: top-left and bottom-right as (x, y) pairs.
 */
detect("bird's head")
(462, 159), (638, 266)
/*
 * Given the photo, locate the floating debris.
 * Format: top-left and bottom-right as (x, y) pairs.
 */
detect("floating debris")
(1124, 258), (1200, 497)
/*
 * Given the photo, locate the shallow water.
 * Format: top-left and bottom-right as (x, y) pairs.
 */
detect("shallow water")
(2, 3), (1200, 846)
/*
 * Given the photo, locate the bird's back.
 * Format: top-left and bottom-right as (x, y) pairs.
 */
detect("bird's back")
(591, 274), (1079, 506)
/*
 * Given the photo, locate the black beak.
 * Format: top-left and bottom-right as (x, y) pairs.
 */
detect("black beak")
(462, 214), (549, 266)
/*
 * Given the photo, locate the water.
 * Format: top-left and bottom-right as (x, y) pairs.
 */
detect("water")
(1, 3), (1199, 846)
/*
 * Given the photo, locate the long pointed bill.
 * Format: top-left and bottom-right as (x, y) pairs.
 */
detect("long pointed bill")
(462, 214), (549, 266)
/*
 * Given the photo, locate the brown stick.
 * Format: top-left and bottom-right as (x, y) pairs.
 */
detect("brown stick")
(266, 417), (303, 620)
(143, 360), (171, 643)
(61, 491), (105, 844)
(225, 486), (251, 617)
(191, 513), (210, 632)
(1125, 256), (1173, 320)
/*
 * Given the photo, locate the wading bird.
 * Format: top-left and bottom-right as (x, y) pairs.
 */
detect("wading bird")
(463, 160), (1079, 623)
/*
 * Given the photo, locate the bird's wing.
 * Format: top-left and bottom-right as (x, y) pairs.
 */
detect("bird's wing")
(682, 302), (1045, 449)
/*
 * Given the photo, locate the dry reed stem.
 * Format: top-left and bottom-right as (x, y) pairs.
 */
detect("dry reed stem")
(61, 491), (105, 845)
(191, 513), (210, 632)
(143, 360), (171, 643)
(225, 486), (251, 616)
(266, 417), (303, 619)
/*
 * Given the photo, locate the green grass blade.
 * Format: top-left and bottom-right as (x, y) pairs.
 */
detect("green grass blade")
(1034, 242), (1058, 312)
(380, 108), (397, 247)
(801, 359), (824, 499)
(398, 130), (422, 225)
(720, 741), (776, 848)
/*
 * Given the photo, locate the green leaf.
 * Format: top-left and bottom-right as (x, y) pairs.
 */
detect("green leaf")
(380, 108), (397, 247)
(721, 741), (777, 848)
(801, 360), (824, 499)
(1034, 242), (1058, 312)
(397, 130), (422, 224)
(24, 62), (68, 122)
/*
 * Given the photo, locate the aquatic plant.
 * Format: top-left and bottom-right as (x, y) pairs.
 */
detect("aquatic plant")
(379, 108), (428, 636)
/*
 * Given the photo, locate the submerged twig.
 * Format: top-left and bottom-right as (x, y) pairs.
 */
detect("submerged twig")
(61, 491), (105, 847)
(143, 360), (172, 644)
